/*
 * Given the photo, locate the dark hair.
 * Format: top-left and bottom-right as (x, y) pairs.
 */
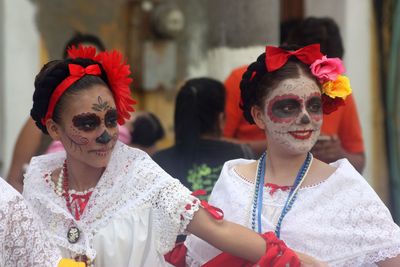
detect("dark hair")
(280, 18), (303, 45)
(63, 32), (106, 59)
(240, 45), (318, 124)
(130, 112), (165, 147)
(31, 58), (109, 134)
(174, 78), (225, 144)
(286, 17), (344, 58)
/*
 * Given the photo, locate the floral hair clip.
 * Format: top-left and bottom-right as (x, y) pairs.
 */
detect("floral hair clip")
(265, 44), (352, 114)
(310, 55), (351, 114)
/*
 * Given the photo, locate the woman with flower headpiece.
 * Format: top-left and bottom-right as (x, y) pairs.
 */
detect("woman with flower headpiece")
(183, 44), (400, 266)
(21, 45), (326, 267)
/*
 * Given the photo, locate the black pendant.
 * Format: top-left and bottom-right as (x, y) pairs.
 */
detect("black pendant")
(67, 226), (80, 244)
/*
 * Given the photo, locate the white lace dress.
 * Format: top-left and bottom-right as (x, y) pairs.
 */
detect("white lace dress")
(0, 177), (61, 267)
(185, 158), (400, 267)
(23, 142), (200, 267)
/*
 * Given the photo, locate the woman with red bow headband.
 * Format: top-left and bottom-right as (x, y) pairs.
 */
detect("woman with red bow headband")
(184, 44), (400, 266)
(22, 45), (326, 266)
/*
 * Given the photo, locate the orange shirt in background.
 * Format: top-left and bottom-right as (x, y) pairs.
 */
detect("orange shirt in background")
(223, 66), (364, 153)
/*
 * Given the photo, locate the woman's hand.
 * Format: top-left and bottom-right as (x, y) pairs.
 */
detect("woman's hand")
(296, 251), (328, 267)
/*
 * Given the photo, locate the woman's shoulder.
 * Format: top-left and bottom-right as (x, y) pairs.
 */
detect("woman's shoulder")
(311, 158), (382, 203)
(219, 158), (257, 183)
(329, 158), (366, 184)
(0, 178), (21, 204)
(25, 151), (65, 179)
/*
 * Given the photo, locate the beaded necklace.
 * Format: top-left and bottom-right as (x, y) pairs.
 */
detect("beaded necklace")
(251, 152), (313, 238)
(55, 160), (94, 266)
(56, 160), (93, 221)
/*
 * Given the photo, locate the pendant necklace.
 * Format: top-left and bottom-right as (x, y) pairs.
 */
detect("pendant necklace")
(57, 160), (94, 266)
(251, 152), (313, 238)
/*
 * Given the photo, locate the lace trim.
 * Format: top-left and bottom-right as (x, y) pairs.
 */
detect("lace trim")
(330, 244), (400, 266)
(0, 180), (61, 267)
(227, 162), (333, 192)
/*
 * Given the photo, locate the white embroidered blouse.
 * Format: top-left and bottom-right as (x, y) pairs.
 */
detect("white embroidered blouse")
(0, 177), (61, 267)
(23, 142), (199, 267)
(185, 158), (400, 267)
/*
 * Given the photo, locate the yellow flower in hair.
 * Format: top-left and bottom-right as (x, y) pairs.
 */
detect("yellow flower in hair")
(322, 75), (352, 99)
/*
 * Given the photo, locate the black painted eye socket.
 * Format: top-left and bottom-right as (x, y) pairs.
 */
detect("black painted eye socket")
(271, 99), (301, 118)
(306, 97), (322, 114)
(72, 113), (101, 131)
(105, 109), (118, 128)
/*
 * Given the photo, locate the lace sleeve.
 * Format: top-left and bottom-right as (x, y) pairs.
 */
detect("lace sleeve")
(0, 194), (61, 267)
(152, 178), (200, 254)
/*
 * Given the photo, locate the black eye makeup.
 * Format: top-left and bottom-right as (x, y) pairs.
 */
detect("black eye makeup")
(72, 113), (101, 132)
(306, 96), (323, 114)
(271, 99), (302, 118)
(105, 109), (118, 128)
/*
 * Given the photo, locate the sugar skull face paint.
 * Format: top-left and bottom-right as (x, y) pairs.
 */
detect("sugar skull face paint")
(263, 76), (323, 155)
(57, 85), (119, 168)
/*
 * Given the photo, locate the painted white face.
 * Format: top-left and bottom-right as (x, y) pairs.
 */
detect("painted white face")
(262, 76), (323, 155)
(57, 85), (119, 168)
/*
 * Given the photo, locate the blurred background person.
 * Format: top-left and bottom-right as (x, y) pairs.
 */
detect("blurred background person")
(153, 78), (254, 200)
(129, 111), (165, 156)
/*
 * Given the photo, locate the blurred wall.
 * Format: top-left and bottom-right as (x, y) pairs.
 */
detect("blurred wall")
(182, 0), (280, 81)
(35, 0), (128, 59)
(0, 0), (39, 176)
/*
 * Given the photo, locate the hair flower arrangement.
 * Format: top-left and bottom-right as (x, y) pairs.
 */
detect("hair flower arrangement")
(265, 44), (352, 114)
(67, 45), (136, 124)
(309, 55), (352, 114)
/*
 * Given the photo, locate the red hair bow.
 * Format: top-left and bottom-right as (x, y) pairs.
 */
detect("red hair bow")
(265, 44), (323, 72)
(42, 64), (101, 125)
(69, 64), (101, 77)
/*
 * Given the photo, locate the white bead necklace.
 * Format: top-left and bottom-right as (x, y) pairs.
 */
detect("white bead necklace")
(56, 166), (65, 196)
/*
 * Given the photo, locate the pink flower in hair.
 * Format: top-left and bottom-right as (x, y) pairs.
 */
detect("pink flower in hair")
(310, 56), (345, 83)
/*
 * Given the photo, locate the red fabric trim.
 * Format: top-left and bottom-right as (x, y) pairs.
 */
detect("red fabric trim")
(202, 232), (300, 267)
(265, 183), (291, 195)
(164, 242), (187, 267)
(70, 191), (93, 219)
(191, 190), (224, 220)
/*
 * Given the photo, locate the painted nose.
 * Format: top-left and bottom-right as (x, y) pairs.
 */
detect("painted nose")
(300, 114), (311, 124)
(96, 130), (112, 144)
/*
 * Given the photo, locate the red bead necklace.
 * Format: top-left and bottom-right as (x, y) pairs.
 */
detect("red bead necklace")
(60, 160), (93, 221)
(61, 160), (74, 218)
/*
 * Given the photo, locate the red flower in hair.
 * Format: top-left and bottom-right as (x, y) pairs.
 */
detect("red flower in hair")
(96, 50), (136, 124)
(66, 45), (137, 124)
(67, 44), (98, 59)
(321, 94), (345, 114)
